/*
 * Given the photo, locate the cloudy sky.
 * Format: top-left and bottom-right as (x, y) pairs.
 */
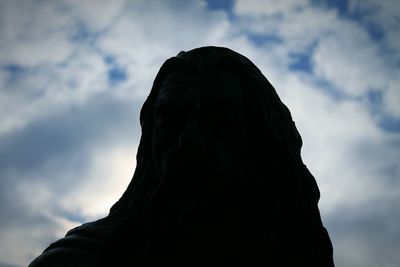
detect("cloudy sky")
(0, 0), (399, 266)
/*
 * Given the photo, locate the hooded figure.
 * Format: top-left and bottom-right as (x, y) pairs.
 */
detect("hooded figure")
(30, 46), (334, 266)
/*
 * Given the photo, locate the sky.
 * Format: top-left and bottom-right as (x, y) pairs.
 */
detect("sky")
(0, 0), (399, 266)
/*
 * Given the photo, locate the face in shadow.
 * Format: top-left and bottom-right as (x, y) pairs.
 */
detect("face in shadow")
(152, 68), (248, 189)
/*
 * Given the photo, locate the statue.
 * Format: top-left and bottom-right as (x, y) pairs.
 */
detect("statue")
(29, 46), (334, 266)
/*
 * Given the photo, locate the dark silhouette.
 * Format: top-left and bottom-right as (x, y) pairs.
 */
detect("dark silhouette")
(29, 46), (334, 266)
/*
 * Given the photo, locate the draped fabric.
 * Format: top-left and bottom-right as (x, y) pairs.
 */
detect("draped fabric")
(30, 46), (334, 266)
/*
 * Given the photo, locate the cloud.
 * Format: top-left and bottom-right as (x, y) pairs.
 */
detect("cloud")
(0, 43), (111, 136)
(57, 144), (136, 220)
(0, 91), (140, 266)
(0, 180), (71, 267)
(349, 0), (400, 58)
(234, 0), (400, 118)
(0, 0), (399, 267)
(0, 0), (74, 67)
(62, 0), (125, 33)
(234, 0), (308, 16)
(95, 0), (236, 99)
(327, 199), (400, 267)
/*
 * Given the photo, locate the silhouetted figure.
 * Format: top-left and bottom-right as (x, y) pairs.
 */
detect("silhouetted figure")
(29, 46), (334, 266)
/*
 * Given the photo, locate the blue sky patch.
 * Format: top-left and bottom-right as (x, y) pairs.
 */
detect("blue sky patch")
(248, 33), (282, 46)
(104, 55), (127, 86)
(313, 77), (357, 102)
(288, 42), (317, 73)
(378, 116), (400, 133)
(69, 22), (92, 42)
(104, 54), (116, 65)
(289, 52), (313, 73)
(2, 64), (27, 83)
(108, 66), (127, 86)
(365, 90), (400, 132)
(205, 0), (234, 12)
(367, 90), (383, 106)
(312, 0), (348, 15)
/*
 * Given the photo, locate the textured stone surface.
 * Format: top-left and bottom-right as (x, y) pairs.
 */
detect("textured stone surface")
(29, 46), (334, 266)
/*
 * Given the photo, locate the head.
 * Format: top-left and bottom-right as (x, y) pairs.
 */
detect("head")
(139, 47), (304, 181)
(153, 67), (249, 181)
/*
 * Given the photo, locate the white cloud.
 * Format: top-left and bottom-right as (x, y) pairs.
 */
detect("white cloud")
(267, 70), (397, 212)
(0, 129), (137, 266)
(0, 47), (109, 136)
(58, 144), (136, 220)
(233, 0), (338, 52)
(0, 0), (74, 67)
(234, 0), (400, 120)
(349, 0), (400, 60)
(0, 173), (72, 266)
(61, 0), (125, 32)
(0, 219), (66, 267)
(234, 0), (308, 17)
(270, 51), (400, 267)
(96, 0), (234, 98)
(310, 17), (400, 118)
(312, 22), (392, 95)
